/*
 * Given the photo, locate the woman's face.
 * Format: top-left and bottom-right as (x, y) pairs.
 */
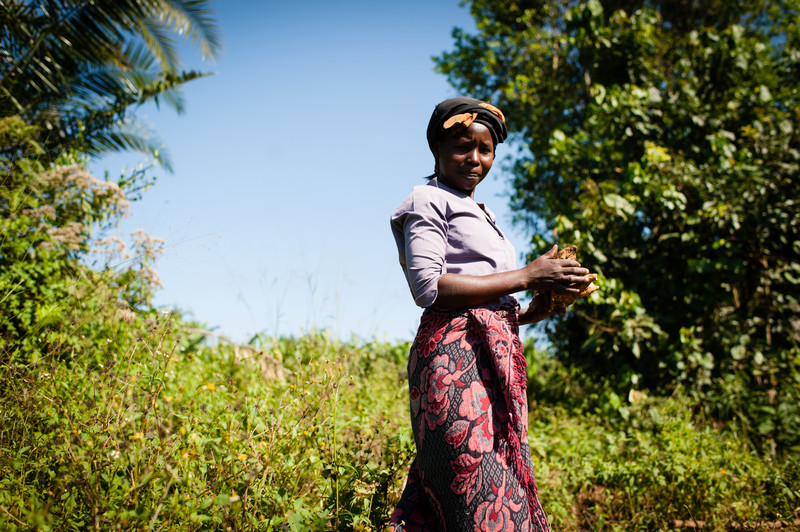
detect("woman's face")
(434, 122), (495, 198)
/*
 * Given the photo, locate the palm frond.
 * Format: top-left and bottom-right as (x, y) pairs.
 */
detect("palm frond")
(157, 0), (223, 62)
(1, 0), (218, 168)
(121, 39), (158, 72)
(135, 16), (181, 73)
(85, 116), (173, 172)
(139, 70), (210, 112)
(68, 66), (154, 110)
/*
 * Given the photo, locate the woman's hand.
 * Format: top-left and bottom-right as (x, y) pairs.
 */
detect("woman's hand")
(432, 246), (593, 310)
(518, 290), (568, 325)
(521, 245), (591, 292)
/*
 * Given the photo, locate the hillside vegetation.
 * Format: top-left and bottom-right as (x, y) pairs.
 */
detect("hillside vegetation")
(2, 311), (798, 530)
(2, 0), (798, 529)
(0, 118), (796, 526)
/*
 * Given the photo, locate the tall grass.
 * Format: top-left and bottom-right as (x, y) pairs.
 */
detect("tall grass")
(0, 315), (415, 530)
(2, 318), (797, 530)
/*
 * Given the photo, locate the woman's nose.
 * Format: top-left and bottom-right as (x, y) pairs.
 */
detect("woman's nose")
(466, 148), (480, 163)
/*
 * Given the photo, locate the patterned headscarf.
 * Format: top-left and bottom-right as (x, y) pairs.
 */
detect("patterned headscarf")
(426, 97), (507, 153)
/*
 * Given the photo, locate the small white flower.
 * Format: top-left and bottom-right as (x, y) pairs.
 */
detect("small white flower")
(110, 450), (120, 460)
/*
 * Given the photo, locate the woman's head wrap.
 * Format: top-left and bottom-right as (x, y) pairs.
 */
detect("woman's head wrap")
(426, 97), (507, 153)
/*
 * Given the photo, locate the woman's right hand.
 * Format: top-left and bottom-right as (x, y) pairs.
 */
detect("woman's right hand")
(432, 245), (593, 310)
(522, 245), (590, 292)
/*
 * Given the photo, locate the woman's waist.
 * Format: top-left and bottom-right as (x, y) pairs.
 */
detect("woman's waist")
(422, 295), (519, 319)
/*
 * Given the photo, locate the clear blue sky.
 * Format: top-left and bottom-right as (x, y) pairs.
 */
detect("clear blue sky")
(93, 0), (533, 343)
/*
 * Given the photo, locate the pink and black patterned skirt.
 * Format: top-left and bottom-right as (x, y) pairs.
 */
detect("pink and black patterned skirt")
(389, 301), (550, 531)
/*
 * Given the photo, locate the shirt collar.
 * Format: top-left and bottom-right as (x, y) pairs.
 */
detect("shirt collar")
(426, 177), (495, 222)
(427, 177), (471, 200)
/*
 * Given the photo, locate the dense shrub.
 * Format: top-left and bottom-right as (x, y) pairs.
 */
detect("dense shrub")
(0, 117), (161, 361)
(526, 344), (800, 531)
(0, 325), (413, 530)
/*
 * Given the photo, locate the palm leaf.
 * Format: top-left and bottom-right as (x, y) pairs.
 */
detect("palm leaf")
(85, 115), (173, 172)
(157, 0), (223, 62)
(135, 16), (182, 73)
(0, 0), (221, 167)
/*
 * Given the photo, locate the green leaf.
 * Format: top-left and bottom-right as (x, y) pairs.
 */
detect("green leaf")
(603, 193), (635, 220)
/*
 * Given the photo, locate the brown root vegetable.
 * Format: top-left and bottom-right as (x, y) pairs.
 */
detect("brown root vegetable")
(523, 245), (600, 323)
(552, 245), (599, 305)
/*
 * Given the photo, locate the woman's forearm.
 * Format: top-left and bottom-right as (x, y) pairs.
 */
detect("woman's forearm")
(430, 246), (589, 310)
(432, 271), (529, 309)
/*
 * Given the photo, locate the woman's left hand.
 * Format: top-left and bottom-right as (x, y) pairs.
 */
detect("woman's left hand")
(519, 290), (568, 325)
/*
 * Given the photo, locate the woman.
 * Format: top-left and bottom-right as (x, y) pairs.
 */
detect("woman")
(389, 97), (592, 531)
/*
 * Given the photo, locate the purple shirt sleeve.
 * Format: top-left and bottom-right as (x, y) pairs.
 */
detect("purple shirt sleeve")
(391, 187), (447, 307)
(391, 180), (517, 308)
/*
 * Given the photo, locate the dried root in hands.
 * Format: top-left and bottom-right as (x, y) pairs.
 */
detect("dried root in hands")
(522, 245), (599, 324)
(551, 245), (599, 305)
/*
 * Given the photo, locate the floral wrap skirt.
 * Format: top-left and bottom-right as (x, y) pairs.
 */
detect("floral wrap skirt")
(389, 301), (549, 531)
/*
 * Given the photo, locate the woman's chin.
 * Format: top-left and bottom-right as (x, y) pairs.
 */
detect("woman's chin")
(443, 175), (482, 194)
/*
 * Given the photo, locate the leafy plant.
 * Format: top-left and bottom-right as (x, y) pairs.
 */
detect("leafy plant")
(526, 342), (800, 531)
(0, 116), (161, 359)
(0, 322), (415, 531)
(0, 0), (222, 167)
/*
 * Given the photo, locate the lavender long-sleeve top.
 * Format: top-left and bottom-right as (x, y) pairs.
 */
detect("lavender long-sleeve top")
(390, 178), (518, 308)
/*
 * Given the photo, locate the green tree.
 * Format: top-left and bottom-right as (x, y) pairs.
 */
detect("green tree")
(437, 0), (800, 449)
(0, 116), (164, 356)
(1, 0), (220, 359)
(0, 0), (222, 167)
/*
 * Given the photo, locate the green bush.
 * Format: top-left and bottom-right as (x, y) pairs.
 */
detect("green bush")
(0, 116), (160, 361)
(526, 343), (800, 531)
(0, 323), (414, 531)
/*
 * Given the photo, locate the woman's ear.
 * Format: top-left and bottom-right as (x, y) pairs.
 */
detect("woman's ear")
(431, 141), (440, 174)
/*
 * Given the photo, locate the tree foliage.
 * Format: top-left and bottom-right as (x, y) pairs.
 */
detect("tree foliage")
(1, 1), (220, 358)
(0, 116), (164, 356)
(437, 0), (800, 449)
(0, 0), (222, 168)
